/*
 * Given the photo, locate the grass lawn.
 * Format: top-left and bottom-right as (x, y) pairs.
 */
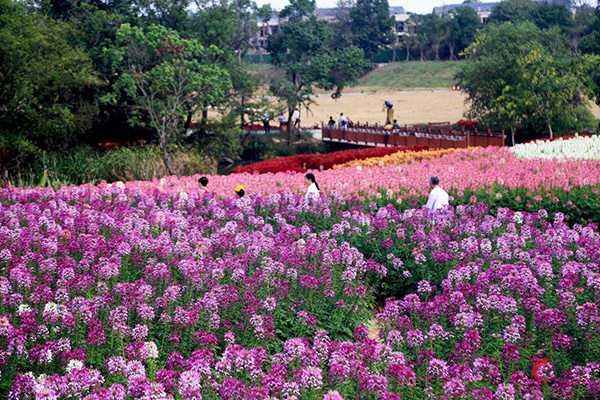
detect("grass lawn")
(245, 61), (466, 91)
(355, 61), (465, 90)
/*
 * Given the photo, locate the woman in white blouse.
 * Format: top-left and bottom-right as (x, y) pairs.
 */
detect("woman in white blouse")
(304, 173), (320, 200)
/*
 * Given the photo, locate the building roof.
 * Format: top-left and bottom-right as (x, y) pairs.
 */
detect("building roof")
(433, 2), (499, 15)
(433, 0), (573, 16)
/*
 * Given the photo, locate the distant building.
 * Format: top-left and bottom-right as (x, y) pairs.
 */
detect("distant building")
(433, 0), (575, 25)
(251, 6), (411, 54)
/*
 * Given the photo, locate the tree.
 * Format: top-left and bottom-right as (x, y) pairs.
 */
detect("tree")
(488, 0), (574, 33)
(517, 48), (597, 138)
(104, 24), (231, 175)
(268, 0), (368, 145)
(420, 13), (447, 61)
(457, 22), (596, 144)
(0, 0), (100, 163)
(447, 6), (482, 59)
(348, 0), (395, 62)
(329, 0), (355, 50)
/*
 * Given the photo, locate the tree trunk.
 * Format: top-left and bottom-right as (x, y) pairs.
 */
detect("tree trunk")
(405, 43), (411, 61)
(200, 108), (208, 136)
(287, 109), (294, 146)
(510, 127), (516, 147)
(434, 45), (440, 61)
(159, 132), (175, 176)
(547, 119), (553, 139)
(419, 45), (425, 61)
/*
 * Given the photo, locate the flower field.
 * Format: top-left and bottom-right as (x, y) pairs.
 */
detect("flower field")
(512, 135), (600, 160)
(233, 146), (429, 174)
(2, 144), (600, 399)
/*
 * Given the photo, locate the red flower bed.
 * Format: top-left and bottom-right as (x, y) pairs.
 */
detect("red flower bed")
(234, 146), (429, 174)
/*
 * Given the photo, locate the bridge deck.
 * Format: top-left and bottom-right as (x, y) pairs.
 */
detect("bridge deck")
(321, 125), (505, 149)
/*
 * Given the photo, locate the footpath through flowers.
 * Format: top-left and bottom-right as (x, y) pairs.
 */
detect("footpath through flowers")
(1, 137), (600, 399)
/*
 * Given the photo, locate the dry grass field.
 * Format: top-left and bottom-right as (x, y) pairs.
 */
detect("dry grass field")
(301, 89), (468, 127)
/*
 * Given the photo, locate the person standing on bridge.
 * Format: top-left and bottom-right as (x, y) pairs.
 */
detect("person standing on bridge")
(384, 101), (394, 125)
(338, 113), (348, 129)
(262, 111), (271, 134)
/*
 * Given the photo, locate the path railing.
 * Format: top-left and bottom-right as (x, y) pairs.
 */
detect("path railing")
(321, 123), (505, 148)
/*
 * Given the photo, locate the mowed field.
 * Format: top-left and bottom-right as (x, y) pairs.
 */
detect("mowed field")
(246, 61), (600, 126)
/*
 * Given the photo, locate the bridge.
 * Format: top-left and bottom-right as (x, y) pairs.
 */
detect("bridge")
(321, 123), (505, 148)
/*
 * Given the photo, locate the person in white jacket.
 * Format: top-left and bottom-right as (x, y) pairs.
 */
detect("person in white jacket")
(305, 173), (320, 200)
(426, 176), (449, 214)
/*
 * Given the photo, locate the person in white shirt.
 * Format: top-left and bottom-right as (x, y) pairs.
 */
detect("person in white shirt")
(293, 108), (301, 129)
(338, 113), (348, 129)
(426, 176), (449, 215)
(305, 173), (320, 200)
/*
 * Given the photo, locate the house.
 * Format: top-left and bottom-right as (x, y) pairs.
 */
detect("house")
(251, 6), (412, 54)
(433, 0), (575, 25)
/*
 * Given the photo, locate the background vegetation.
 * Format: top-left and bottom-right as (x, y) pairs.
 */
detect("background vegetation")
(1, 0), (600, 186)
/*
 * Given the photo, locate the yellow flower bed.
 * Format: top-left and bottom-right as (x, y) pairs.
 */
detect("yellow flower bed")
(334, 148), (466, 168)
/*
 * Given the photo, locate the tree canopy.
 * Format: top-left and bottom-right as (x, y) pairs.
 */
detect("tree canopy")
(457, 22), (598, 144)
(349, 0), (395, 61)
(0, 0), (100, 159)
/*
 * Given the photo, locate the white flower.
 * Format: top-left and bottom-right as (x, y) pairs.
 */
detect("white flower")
(116, 181), (126, 189)
(179, 192), (188, 201)
(17, 304), (32, 315)
(145, 341), (159, 359)
(66, 359), (84, 372)
(514, 211), (523, 224)
(511, 136), (600, 160)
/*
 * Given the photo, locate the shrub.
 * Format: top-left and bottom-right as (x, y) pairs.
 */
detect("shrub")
(10, 145), (216, 187)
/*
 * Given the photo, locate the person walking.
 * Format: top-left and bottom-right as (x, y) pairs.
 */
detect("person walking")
(426, 176), (449, 215)
(262, 111), (271, 134)
(293, 108), (301, 129)
(304, 173), (320, 200)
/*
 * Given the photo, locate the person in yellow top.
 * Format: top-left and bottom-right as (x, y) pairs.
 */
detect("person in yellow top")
(235, 185), (245, 198)
(384, 100), (394, 125)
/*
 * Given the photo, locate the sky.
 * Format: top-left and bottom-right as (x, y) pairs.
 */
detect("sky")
(253, 0), (498, 15)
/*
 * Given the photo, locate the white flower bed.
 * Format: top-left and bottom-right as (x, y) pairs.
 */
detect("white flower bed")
(511, 135), (600, 160)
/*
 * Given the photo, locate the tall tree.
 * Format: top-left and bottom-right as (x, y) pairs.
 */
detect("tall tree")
(329, 0), (355, 50)
(0, 0), (100, 163)
(457, 22), (596, 145)
(104, 24), (231, 174)
(349, 0), (395, 62)
(447, 6), (482, 59)
(489, 0), (574, 33)
(267, 0), (368, 144)
(420, 13), (447, 61)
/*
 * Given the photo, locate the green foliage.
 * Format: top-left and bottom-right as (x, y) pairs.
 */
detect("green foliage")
(419, 13), (448, 61)
(10, 145), (216, 188)
(488, 0), (573, 33)
(103, 23), (232, 174)
(349, 0), (395, 61)
(457, 22), (597, 144)
(0, 0), (100, 157)
(446, 6), (482, 59)
(267, 0), (368, 144)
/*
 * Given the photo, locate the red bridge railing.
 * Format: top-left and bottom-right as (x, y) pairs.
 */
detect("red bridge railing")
(321, 123), (505, 148)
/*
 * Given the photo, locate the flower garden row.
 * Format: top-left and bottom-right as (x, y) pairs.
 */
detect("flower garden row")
(1, 186), (599, 399)
(233, 146), (430, 174)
